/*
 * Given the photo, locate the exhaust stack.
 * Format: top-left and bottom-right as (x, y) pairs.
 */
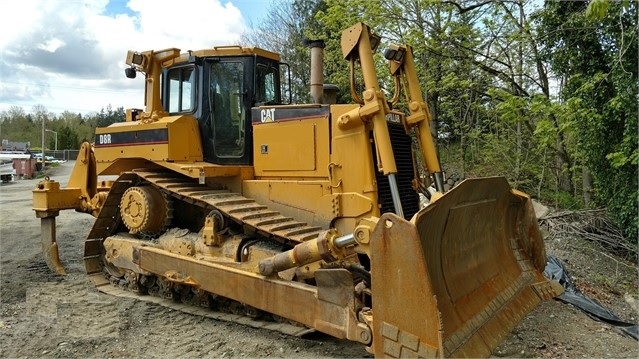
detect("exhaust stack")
(307, 39), (325, 104)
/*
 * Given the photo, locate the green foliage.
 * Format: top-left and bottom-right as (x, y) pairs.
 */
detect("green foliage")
(58, 125), (80, 150)
(586, 0), (610, 19)
(96, 106), (125, 128)
(0, 105), (125, 150)
(312, 0), (377, 103)
(537, 0), (638, 241)
(543, 188), (584, 210)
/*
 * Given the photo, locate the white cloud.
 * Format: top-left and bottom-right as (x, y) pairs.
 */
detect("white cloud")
(0, 0), (249, 114)
(37, 38), (66, 53)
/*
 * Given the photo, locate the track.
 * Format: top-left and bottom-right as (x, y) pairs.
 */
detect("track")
(83, 169), (327, 337)
(137, 169), (324, 243)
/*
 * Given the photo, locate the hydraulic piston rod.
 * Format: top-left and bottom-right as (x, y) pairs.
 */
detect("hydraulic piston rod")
(258, 232), (356, 276)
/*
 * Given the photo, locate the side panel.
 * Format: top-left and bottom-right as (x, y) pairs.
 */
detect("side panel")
(252, 106), (330, 178)
(167, 117), (204, 161)
(94, 115), (203, 174)
(243, 180), (333, 228)
(254, 121), (318, 172)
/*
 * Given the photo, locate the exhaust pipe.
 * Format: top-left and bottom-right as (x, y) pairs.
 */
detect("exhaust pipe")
(307, 39), (325, 104)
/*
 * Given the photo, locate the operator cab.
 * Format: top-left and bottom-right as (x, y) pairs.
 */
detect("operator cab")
(162, 48), (288, 165)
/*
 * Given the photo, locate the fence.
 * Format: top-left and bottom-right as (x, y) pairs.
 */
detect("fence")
(45, 150), (81, 161)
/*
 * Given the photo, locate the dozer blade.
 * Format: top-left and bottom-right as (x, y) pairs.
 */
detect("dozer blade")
(39, 216), (67, 275)
(369, 177), (562, 358)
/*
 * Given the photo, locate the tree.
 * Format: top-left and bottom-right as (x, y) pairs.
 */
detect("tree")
(95, 105), (125, 128)
(58, 111), (92, 149)
(57, 125), (79, 150)
(0, 106), (39, 147)
(536, 0), (638, 240)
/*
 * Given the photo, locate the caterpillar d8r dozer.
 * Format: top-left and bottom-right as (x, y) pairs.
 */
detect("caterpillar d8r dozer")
(33, 22), (562, 357)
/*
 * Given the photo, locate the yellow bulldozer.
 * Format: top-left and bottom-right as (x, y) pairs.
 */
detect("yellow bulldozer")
(32, 23), (561, 357)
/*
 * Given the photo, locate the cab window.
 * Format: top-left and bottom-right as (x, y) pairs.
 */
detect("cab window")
(167, 66), (195, 113)
(257, 64), (284, 105)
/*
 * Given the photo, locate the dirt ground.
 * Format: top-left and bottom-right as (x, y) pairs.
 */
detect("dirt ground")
(1, 161), (637, 358)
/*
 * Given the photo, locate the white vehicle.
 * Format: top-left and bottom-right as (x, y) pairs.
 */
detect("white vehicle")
(33, 153), (65, 164)
(0, 160), (15, 182)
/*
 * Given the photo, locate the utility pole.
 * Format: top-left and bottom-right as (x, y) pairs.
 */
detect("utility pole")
(45, 129), (58, 151)
(41, 116), (45, 162)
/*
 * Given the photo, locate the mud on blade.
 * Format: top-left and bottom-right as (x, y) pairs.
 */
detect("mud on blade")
(369, 177), (562, 358)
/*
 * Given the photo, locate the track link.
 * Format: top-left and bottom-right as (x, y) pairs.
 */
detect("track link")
(135, 169), (324, 243)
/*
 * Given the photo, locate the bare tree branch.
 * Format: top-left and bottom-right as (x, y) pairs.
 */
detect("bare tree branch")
(441, 0), (494, 14)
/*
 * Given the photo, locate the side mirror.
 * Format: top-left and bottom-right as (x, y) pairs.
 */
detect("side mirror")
(125, 67), (137, 79)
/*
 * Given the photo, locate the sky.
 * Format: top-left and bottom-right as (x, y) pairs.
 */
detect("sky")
(0, 0), (273, 116)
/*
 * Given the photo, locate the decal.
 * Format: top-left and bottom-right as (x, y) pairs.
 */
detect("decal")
(98, 134), (112, 145)
(260, 108), (275, 123)
(386, 112), (403, 124)
(251, 105), (330, 124)
(94, 129), (169, 147)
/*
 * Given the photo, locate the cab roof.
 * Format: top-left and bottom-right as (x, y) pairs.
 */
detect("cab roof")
(165, 46), (281, 66)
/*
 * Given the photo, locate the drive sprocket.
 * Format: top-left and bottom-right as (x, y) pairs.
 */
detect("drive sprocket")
(119, 186), (170, 236)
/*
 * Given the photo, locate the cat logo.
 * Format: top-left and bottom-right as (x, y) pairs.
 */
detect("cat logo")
(260, 108), (275, 123)
(386, 112), (402, 124)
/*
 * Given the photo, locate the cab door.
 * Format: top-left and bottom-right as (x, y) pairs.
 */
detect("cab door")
(196, 58), (255, 165)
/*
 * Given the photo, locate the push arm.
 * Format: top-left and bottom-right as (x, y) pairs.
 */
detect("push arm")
(339, 23), (404, 217)
(385, 44), (446, 193)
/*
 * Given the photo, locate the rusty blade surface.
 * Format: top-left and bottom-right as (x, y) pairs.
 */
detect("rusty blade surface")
(370, 177), (561, 358)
